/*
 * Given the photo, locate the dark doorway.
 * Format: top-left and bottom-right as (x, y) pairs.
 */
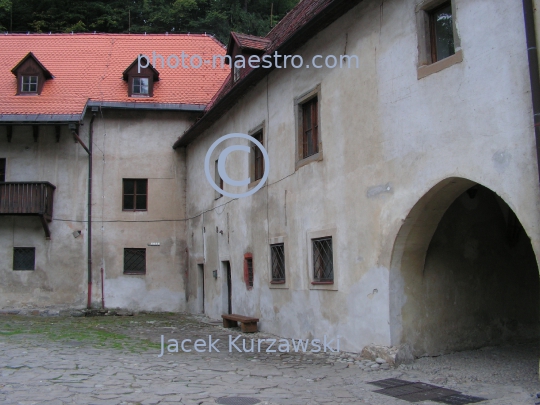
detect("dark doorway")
(223, 261), (232, 314)
(197, 264), (205, 314)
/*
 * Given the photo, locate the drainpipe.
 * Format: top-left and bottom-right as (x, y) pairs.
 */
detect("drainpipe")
(71, 111), (96, 309)
(523, 0), (540, 183)
(87, 113), (95, 309)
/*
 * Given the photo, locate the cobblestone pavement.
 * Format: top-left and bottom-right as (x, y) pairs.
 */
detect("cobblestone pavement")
(0, 313), (538, 405)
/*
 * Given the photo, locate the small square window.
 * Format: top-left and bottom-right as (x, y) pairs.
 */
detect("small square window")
(301, 97), (319, 159)
(214, 160), (223, 199)
(0, 158), (5, 182)
(124, 248), (146, 274)
(429, 1), (455, 62)
(270, 243), (285, 283)
(312, 237), (333, 283)
(13, 247), (35, 270)
(21, 76), (38, 93)
(123, 179), (147, 211)
(251, 130), (264, 182)
(133, 77), (149, 95)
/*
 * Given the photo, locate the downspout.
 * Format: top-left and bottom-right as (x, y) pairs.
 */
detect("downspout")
(87, 113), (95, 309)
(523, 0), (540, 182)
(72, 112), (96, 309)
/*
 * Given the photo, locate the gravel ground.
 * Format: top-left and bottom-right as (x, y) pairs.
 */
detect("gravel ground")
(0, 312), (538, 404)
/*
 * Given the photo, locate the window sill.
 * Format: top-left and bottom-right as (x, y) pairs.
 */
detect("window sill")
(123, 272), (146, 276)
(270, 280), (285, 284)
(295, 150), (323, 171)
(122, 210), (148, 212)
(311, 281), (334, 285)
(417, 49), (463, 80)
(248, 178), (262, 190)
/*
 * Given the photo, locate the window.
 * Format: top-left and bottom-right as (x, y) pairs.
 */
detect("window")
(234, 64), (241, 82)
(133, 77), (149, 95)
(21, 76), (38, 93)
(123, 179), (147, 211)
(251, 130), (264, 181)
(312, 237), (333, 283)
(214, 160), (223, 199)
(301, 97), (319, 159)
(0, 158), (5, 182)
(13, 247), (35, 270)
(244, 253), (254, 289)
(124, 248), (146, 274)
(416, 0), (462, 79)
(270, 243), (285, 283)
(429, 2), (455, 62)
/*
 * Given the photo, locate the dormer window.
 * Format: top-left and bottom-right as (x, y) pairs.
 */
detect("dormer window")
(123, 56), (159, 98)
(133, 77), (149, 95)
(226, 32), (271, 84)
(22, 76), (38, 93)
(11, 52), (53, 96)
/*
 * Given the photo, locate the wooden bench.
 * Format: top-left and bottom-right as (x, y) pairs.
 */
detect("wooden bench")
(221, 314), (259, 333)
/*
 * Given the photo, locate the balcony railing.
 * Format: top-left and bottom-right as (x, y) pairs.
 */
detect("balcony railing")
(0, 182), (56, 238)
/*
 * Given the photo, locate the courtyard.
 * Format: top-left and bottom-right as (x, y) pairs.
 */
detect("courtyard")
(0, 313), (538, 405)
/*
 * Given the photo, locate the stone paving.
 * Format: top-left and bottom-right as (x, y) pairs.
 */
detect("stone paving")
(0, 313), (538, 405)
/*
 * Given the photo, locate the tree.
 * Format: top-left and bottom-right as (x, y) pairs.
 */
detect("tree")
(0, 0), (299, 44)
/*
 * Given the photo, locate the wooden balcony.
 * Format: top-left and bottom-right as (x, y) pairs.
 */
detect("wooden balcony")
(0, 182), (56, 238)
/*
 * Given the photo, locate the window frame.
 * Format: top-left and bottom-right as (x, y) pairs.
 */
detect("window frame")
(416, 0), (462, 79)
(214, 159), (224, 199)
(269, 236), (289, 289)
(122, 178), (148, 212)
(21, 75), (38, 93)
(243, 253), (254, 290)
(248, 122), (266, 188)
(429, 1), (455, 63)
(13, 247), (36, 271)
(123, 248), (146, 275)
(270, 243), (286, 284)
(132, 77), (150, 95)
(295, 85), (323, 170)
(306, 228), (338, 291)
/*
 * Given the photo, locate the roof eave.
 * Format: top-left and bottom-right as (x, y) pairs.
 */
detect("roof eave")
(173, 0), (364, 149)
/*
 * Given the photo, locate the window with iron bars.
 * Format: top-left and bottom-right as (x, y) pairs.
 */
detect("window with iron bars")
(312, 237), (333, 283)
(244, 255), (254, 289)
(270, 243), (285, 283)
(13, 247), (35, 270)
(124, 248), (146, 274)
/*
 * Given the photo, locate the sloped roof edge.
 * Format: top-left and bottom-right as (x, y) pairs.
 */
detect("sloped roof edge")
(173, 0), (363, 149)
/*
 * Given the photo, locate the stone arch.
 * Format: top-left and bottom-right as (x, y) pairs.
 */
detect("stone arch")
(389, 177), (539, 357)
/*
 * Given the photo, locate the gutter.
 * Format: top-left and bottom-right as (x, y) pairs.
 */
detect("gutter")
(86, 100), (206, 112)
(523, 0), (540, 183)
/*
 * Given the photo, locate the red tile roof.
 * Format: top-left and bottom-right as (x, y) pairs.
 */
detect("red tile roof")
(0, 33), (229, 119)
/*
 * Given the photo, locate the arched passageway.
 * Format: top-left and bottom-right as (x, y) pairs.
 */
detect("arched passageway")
(390, 178), (539, 357)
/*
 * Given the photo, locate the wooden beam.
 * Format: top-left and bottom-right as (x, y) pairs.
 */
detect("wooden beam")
(6, 125), (12, 143)
(39, 215), (51, 240)
(55, 125), (61, 143)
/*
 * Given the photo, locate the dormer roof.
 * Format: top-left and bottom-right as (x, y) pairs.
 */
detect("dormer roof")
(11, 52), (54, 79)
(122, 56), (160, 81)
(226, 32), (272, 60)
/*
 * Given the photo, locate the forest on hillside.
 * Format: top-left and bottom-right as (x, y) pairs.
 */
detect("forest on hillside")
(0, 0), (299, 44)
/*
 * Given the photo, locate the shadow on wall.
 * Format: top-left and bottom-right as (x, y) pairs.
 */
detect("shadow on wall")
(391, 178), (539, 357)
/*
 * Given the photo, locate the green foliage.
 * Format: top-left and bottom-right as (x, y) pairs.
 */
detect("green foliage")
(1, 0), (299, 43)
